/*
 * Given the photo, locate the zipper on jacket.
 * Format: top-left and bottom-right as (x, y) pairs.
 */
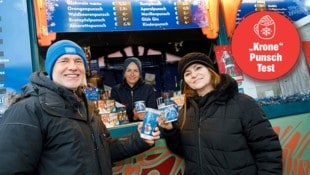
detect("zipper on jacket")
(198, 109), (203, 175)
(76, 100), (102, 174)
(131, 90), (134, 109)
(88, 120), (103, 174)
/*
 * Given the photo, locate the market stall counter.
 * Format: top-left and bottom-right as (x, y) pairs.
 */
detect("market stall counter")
(109, 122), (185, 174)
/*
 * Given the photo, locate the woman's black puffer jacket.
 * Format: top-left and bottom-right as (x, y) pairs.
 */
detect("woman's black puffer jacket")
(163, 74), (282, 175)
(0, 71), (151, 175)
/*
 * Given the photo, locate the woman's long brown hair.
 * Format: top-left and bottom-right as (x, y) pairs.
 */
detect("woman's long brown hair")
(179, 68), (221, 129)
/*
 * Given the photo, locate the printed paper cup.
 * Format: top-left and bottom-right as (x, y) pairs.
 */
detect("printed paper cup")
(159, 104), (178, 122)
(140, 108), (161, 140)
(134, 100), (146, 113)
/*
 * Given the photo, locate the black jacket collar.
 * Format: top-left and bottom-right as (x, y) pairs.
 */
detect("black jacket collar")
(192, 74), (238, 107)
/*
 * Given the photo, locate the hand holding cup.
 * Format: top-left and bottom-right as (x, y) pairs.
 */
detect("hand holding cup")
(138, 122), (160, 146)
(158, 115), (173, 130)
(133, 108), (145, 120)
(140, 108), (161, 140)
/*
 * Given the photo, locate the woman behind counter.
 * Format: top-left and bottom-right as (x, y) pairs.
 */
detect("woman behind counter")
(110, 57), (157, 122)
(158, 52), (282, 175)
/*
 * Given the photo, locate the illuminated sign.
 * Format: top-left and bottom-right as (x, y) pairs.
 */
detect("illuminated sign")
(45, 0), (209, 32)
(0, 0), (33, 114)
(237, 0), (309, 23)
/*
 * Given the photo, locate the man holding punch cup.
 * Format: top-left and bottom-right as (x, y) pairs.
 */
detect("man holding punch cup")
(0, 40), (161, 175)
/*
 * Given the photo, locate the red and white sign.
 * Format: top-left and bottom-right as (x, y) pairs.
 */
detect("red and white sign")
(231, 11), (300, 80)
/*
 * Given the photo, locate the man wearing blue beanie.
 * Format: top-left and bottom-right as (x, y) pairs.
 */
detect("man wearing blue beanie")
(0, 40), (160, 175)
(45, 39), (87, 80)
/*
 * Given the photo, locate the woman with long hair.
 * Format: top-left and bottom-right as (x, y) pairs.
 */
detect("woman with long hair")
(158, 52), (282, 175)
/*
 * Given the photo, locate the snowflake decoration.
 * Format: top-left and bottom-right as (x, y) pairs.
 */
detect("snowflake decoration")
(45, 0), (58, 21)
(261, 26), (272, 37)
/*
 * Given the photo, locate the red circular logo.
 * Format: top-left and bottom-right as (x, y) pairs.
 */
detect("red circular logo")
(231, 11), (300, 80)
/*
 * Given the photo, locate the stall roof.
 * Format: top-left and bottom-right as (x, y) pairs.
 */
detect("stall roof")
(40, 28), (216, 59)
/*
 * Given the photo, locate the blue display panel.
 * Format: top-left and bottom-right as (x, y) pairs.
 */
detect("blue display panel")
(0, 1), (33, 114)
(237, 0), (309, 23)
(45, 0), (209, 32)
(45, 0), (309, 33)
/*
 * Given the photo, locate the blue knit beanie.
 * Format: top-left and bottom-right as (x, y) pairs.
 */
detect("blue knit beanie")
(45, 40), (87, 79)
(123, 57), (142, 75)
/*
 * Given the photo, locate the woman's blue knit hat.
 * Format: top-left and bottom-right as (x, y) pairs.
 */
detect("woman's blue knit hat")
(123, 57), (142, 75)
(45, 40), (87, 79)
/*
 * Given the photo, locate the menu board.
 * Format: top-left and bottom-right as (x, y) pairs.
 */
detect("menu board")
(0, 0), (33, 114)
(237, 0), (309, 23)
(45, 0), (209, 32)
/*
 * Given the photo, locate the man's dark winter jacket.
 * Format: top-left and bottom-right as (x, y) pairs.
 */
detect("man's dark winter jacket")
(163, 74), (282, 175)
(110, 79), (157, 122)
(0, 71), (151, 175)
